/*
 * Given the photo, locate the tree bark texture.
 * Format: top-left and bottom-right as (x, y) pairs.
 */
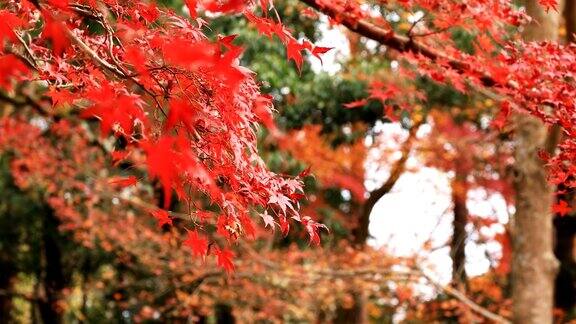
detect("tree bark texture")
(512, 3), (561, 317)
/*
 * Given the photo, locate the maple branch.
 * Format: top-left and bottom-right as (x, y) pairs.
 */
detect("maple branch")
(411, 26), (453, 38)
(65, 25), (168, 117)
(152, 270), (223, 302)
(545, 124), (562, 155)
(67, 1), (172, 117)
(65, 28), (126, 78)
(417, 268), (512, 323)
(70, 4), (129, 75)
(14, 31), (39, 70)
(352, 119), (423, 245)
(0, 90), (51, 117)
(299, 0), (497, 87)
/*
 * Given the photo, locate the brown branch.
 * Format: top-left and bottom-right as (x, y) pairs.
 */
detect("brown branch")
(545, 124), (562, 155)
(352, 119), (423, 245)
(417, 268), (512, 323)
(65, 28), (126, 78)
(300, 0), (497, 87)
(0, 91), (51, 117)
(14, 31), (39, 70)
(65, 21), (168, 117)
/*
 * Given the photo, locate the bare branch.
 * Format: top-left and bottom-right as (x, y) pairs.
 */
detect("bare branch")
(417, 268), (512, 323)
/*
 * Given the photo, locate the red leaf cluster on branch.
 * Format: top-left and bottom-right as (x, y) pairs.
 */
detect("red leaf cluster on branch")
(303, 0), (576, 206)
(0, 0), (331, 270)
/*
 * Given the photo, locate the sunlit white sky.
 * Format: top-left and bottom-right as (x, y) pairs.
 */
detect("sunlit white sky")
(308, 24), (509, 285)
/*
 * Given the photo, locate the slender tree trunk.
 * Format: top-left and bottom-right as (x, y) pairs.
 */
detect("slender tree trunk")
(215, 303), (236, 324)
(0, 217), (17, 323)
(334, 294), (364, 324)
(553, 215), (576, 312)
(352, 120), (422, 246)
(450, 171), (468, 287)
(333, 122), (421, 324)
(38, 207), (66, 324)
(565, 0), (576, 43)
(512, 4), (561, 321)
(0, 260), (16, 323)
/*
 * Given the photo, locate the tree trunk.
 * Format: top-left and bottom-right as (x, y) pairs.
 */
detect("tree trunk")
(513, 116), (560, 324)
(450, 171), (468, 287)
(333, 122), (421, 323)
(512, 4), (561, 319)
(553, 216), (576, 312)
(0, 260), (16, 323)
(0, 211), (18, 323)
(565, 0), (576, 43)
(334, 293), (364, 324)
(215, 303), (236, 324)
(352, 120), (421, 246)
(38, 207), (66, 324)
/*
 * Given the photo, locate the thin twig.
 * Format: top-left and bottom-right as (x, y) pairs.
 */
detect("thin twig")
(417, 267), (512, 323)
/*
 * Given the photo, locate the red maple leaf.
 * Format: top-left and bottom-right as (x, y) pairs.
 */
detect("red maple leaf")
(108, 175), (138, 188)
(302, 216), (328, 246)
(552, 200), (571, 217)
(253, 94), (279, 135)
(141, 136), (181, 209)
(41, 11), (70, 57)
(214, 247), (234, 273)
(47, 0), (70, 10)
(260, 211), (275, 230)
(165, 98), (198, 132)
(311, 46), (333, 63)
(286, 39), (304, 72)
(137, 2), (160, 23)
(343, 99), (369, 109)
(539, 0), (558, 11)
(239, 214), (256, 239)
(81, 93), (146, 137)
(203, 0), (245, 14)
(278, 216), (289, 237)
(0, 10), (25, 45)
(268, 193), (294, 215)
(184, 0), (198, 18)
(151, 209), (173, 228)
(183, 230), (209, 259)
(0, 55), (29, 90)
(46, 87), (76, 107)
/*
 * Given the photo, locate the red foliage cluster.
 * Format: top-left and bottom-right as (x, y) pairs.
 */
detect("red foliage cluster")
(305, 0), (576, 216)
(0, 0), (332, 268)
(1, 0), (574, 276)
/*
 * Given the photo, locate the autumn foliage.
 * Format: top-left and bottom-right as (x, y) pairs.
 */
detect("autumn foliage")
(0, 0), (334, 272)
(1, 0), (576, 322)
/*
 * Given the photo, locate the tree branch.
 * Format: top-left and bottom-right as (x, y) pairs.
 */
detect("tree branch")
(353, 119), (423, 245)
(0, 91), (50, 117)
(417, 268), (512, 323)
(299, 0), (497, 87)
